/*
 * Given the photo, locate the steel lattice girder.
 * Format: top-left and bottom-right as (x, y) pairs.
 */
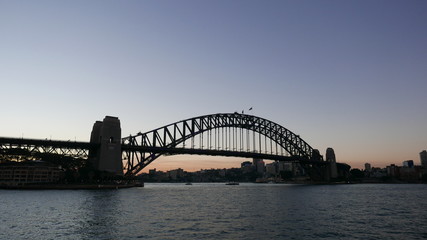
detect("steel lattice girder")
(121, 113), (322, 176)
(0, 137), (94, 159)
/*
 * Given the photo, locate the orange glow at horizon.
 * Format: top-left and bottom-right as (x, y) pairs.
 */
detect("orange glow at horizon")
(138, 152), (424, 173)
(140, 155), (269, 173)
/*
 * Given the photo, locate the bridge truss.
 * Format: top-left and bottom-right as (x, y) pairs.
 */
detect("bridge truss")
(0, 113), (326, 178)
(122, 113), (323, 176)
(0, 137), (93, 161)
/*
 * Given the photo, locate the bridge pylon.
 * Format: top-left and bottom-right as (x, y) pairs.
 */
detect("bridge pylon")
(89, 116), (123, 176)
(326, 148), (338, 179)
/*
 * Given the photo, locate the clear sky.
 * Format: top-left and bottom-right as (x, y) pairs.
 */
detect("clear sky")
(1, 0), (426, 172)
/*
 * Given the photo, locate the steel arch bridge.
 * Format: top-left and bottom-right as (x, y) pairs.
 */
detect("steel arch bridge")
(121, 113), (323, 176)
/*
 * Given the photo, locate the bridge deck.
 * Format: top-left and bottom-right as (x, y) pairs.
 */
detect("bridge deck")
(121, 145), (327, 164)
(0, 137), (326, 164)
(0, 137), (95, 149)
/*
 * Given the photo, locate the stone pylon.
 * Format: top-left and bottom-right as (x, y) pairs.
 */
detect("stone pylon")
(326, 147), (338, 179)
(89, 116), (123, 176)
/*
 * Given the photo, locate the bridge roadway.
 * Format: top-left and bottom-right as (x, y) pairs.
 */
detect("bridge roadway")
(121, 145), (327, 165)
(0, 137), (326, 165)
(0, 137), (95, 159)
(0, 137), (95, 149)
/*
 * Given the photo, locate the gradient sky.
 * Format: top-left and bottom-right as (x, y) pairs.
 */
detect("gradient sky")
(1, 0), (426, 172)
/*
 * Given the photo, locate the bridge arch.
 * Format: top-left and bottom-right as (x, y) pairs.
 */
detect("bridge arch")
(122, 113), (322, 176)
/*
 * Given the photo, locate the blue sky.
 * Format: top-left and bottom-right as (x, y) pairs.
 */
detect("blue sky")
(1, 0), (426, 170)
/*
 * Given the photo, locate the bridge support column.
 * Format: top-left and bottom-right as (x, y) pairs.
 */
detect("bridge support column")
(89, 116), (123, 176)
(326, 148), (338, 180)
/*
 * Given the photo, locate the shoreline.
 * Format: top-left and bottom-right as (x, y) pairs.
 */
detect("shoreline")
(0, 182), (144, 190)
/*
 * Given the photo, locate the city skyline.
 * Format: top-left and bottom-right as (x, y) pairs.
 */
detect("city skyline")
(142, 147), (427, 173)
(1, 1), (426, 171)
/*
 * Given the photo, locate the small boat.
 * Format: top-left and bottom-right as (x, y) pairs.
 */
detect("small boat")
(225, 182), (239, 185)
(185, 182), (192, 185)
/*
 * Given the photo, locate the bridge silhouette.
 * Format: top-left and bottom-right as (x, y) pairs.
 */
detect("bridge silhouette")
(0, 113), (339, 181)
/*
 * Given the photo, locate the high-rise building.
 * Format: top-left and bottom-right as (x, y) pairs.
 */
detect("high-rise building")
(420, 150), (427, 168)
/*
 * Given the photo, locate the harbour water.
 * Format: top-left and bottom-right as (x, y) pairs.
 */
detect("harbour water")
(1, 183), (427, 240)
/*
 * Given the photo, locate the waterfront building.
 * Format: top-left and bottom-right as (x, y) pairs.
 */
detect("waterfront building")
(219, 168), (226, 177)
(241, 161), (253, 173)
(0, 161), (61, 186)
(420, 150), (427, 168)
(371, 167), (387, 178)
(400, 166), (422, 182)
(256, 160), (265, 174)
(253, 158), (261, 168)
(265, 162), (277, 176)
(278, 162), (292, 172)
(386, 164), (399, 177)
(253, 158), (265, 174)
(241, 161), (252, 168)
(149, 168), (157, 175)
(277, 162), (284, 172)
(152, 171), (169, 182)
(292, 162), (305, 176)
(168, 168), (184, 180)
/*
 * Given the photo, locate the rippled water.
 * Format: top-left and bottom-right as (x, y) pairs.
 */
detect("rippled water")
(1, 183), (427, 240)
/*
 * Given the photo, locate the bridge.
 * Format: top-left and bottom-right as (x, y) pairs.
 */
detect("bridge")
(0, 113), (342, 181)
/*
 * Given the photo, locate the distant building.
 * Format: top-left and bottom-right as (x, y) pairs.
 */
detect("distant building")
(312, 149), (322, 161)
(278, 162), (292, 172)
(256, 159), (265, 174)
(241, 161), (253, 173)
(149, 168), (157, 175)
(403, 160), (414, 168)
(219, 168), (226, 177)
(265, 162), (277, 176)
(386, 164), (399, 177)
(253, 158), (265, 174)
(400, 166), (422, 182)
(371, 167), (387, 178)
(241, 161), (252, 168)
(365, 163), (372, 172)
(253, 158), (261, 168)
(168, 168), (184, 180)
(292, 162), (305, 176)
(420, 150), (427, 168)
(336, 163), (351, 179)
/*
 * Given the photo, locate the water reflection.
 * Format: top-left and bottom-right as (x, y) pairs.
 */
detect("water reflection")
(77, 190), (121, 240)
(1, 184), (427, 239)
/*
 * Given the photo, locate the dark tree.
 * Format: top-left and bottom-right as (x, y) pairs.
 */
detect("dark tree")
(350, 168), (364, 181)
